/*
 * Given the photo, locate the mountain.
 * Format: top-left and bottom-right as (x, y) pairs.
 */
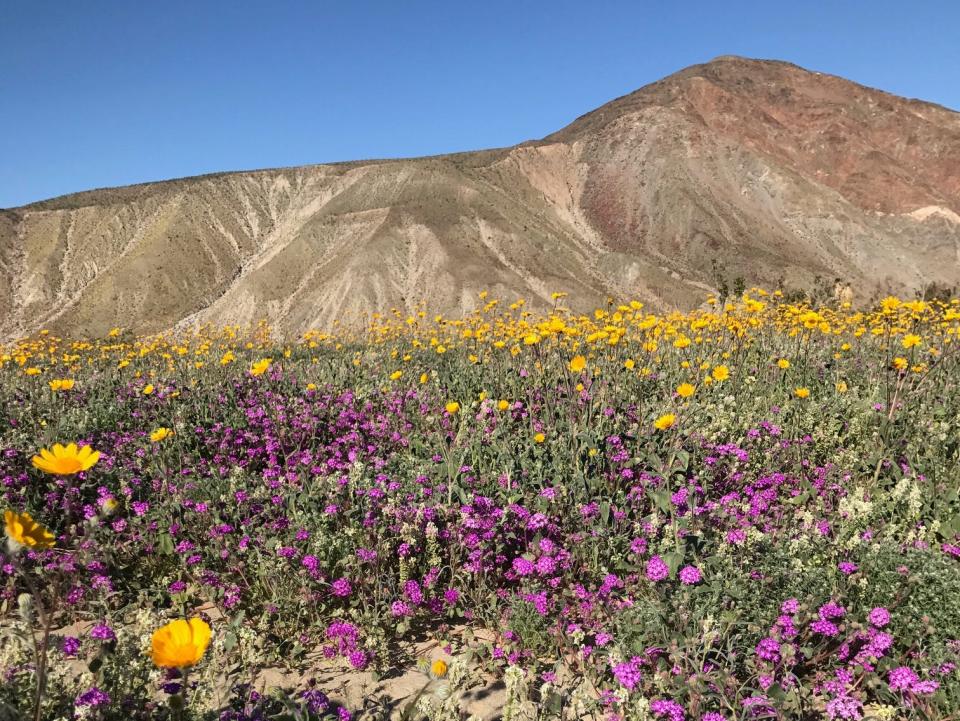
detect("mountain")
(2, 56), (959, 340)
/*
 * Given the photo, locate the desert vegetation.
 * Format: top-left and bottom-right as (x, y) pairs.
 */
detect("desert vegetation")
(1, 290), (959, 720)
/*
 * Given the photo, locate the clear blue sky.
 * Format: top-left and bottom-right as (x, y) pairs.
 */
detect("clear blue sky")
(2, 0), (958, 208)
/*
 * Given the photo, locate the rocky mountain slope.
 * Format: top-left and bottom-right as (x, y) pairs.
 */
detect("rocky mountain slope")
(2, 56), (959, 339)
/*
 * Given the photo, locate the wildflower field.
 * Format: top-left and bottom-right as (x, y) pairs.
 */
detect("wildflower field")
(2, 291), (960, 721)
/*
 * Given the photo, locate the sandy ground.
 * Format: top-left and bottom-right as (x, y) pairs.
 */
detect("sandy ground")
(21, 612), (511, 721)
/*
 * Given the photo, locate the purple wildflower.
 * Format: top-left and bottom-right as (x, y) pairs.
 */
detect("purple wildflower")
(61, 636), (81, 657)
(89, 624), (115, 641)
(888, 667), (919, 691)
(818, 602), (846, 620)
(612, 659), (641, 691)
(512, 557), (535, 576)
(868, 607), (890, 628)
(755, 637), (781, 663)
(330, 578), (352, 597)
(824, 694), (862, 720)
(650, 699), (685, 721)
(646, 555), (670, 582)
(75, 687), (110, 707)
(911, 679), (939, 695)
(781, 598), (799, 614)
(810, 619), (840, 637)
(678, 565), (702, 585)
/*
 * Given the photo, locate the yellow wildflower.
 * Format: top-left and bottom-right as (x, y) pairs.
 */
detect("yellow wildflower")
(31, 443), (100, 475)
(654, 413), (676, 431)
(150, 427), (174, 443)
(250, 358), (273, 377)
(676, 383), (695, 398)
(4, 510), (55, 551)
(150, 618), (211, 669)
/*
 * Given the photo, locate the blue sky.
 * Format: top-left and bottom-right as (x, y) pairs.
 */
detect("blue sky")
(2, 0), (958, 208)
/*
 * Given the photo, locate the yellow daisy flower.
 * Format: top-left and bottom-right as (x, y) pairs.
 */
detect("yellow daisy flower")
(31, 443), (101, 475)
(150, 618), (212, 669)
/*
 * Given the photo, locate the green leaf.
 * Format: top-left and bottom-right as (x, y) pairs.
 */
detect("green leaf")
(157, 533), (174, 555)
(786, 492), (810, 506)
(650, 489), (672, 514)
(663, 551), (685, 577)
(767, 684), (787, 701)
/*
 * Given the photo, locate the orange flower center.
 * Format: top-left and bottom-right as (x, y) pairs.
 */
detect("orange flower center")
(51, 458), (84, 474)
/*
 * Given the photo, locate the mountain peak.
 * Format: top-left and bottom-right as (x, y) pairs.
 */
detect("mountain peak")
(546, 57), (959, 214)
(702, 54), (801, 69)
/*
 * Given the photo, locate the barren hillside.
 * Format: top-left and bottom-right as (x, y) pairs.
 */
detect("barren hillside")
(2, 56), (959, 339)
